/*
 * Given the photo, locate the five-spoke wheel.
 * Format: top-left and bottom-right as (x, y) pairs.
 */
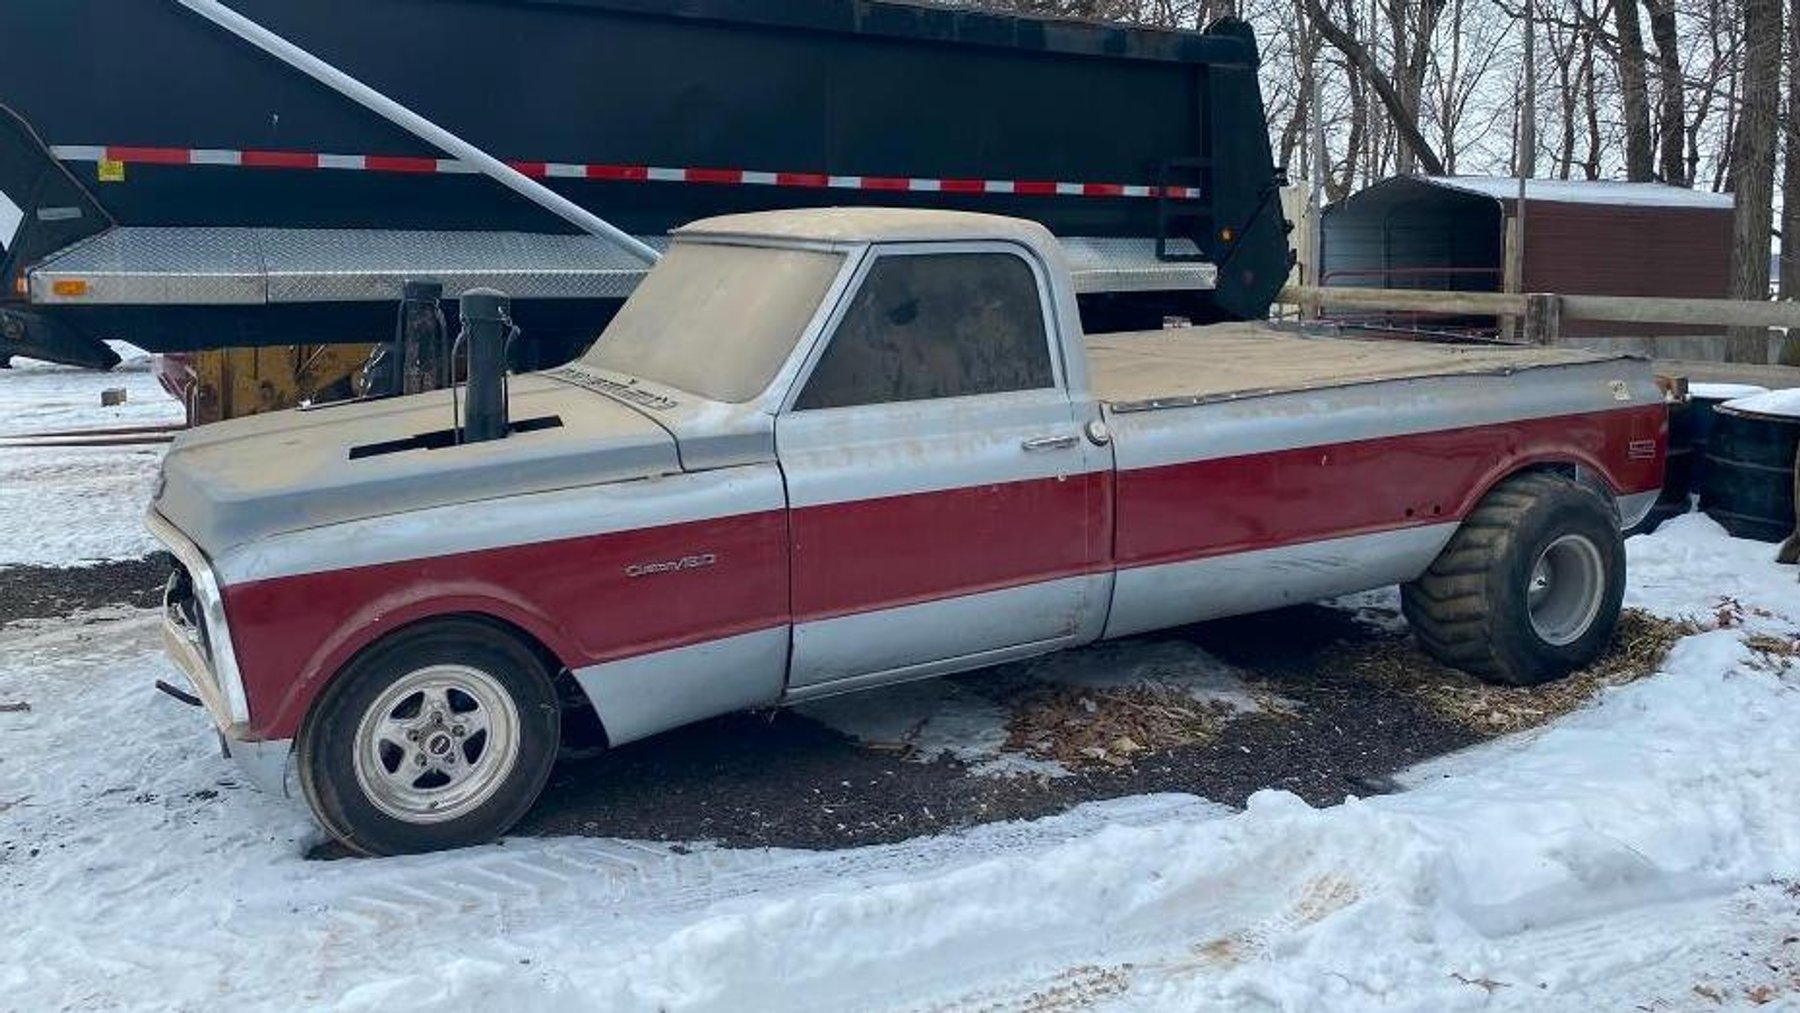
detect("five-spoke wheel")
(299, 619), (560, 856)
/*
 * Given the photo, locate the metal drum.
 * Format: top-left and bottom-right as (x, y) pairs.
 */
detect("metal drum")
(1701, 389), (1800, 543)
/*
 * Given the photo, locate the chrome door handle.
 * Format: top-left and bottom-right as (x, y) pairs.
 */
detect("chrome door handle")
(1021, 433), (1080, 452)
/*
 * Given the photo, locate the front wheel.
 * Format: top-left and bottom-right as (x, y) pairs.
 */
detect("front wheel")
(1402, 472), (1626, 686)
(297, 618), (560, 856)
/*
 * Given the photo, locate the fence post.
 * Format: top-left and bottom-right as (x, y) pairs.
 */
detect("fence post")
(1523, 293), (1561, 346)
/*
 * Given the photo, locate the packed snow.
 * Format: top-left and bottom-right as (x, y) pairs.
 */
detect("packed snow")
(1723, 386), (1800, 420)
(1, 510), (1795, 1011)
(0, 344), (183, 566)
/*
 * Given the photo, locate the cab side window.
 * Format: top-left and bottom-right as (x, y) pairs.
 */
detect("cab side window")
(793, 252), (1055, 410)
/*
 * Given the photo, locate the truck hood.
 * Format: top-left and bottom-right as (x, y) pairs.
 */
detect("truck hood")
(153, 375), (678, 559)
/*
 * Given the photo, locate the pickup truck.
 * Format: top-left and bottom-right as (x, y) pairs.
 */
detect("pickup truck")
(148, 208), (1666, 855)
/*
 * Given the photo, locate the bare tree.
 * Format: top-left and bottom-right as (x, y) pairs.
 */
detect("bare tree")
(1726, 0), (1781, 362)
(1641, 0), (1686, 183)
(1300, 0), (1449, 174)
(1612, 0), (1655, 179)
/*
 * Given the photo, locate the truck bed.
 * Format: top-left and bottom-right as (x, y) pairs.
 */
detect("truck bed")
(1087, 324), (1622, 410)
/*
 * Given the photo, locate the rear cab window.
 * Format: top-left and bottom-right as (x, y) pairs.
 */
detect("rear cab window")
(793, 251), (1056, 410)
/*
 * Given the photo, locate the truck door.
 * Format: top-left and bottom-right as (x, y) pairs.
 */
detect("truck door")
(775, 244), (1112, 693)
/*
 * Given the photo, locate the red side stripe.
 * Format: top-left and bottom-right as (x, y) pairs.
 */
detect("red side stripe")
(776, 171), (830, 188)
(686, 167), (744, 184)
(507, 160), (549, 178)
(240, 150), (318, 169)
(1013, 180), (1058, 196)
(939, 178), (988, 194)
(586, 163), (648, 181)
(860, 176), (912, 191)
(106, 146), (190, 165)
(1083, 182), (1124, 197)
(364, 155), (438, 174)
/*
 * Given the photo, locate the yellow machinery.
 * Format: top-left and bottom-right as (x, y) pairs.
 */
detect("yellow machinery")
(173, 343), (372, 425)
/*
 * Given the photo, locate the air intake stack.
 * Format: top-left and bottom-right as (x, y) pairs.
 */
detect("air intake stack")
(457, 288), (511, 444)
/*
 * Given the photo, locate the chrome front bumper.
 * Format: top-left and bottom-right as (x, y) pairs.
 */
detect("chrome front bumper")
(147, 509), (292, 795)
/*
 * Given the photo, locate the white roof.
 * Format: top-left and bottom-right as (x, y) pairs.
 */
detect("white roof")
(679, 207), (1059, 247)
(1416, 175), (1733, 210)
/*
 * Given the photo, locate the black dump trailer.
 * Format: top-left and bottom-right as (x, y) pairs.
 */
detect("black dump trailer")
(0, 0), (1291, 370)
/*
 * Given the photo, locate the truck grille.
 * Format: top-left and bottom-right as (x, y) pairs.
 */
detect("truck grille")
(164, 564), (212, 665)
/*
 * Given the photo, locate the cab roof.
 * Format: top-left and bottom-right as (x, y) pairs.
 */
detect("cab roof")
(676, 207), (1066, 264)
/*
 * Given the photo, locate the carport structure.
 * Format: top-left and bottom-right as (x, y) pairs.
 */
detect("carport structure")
(1319, 175), (1732, 340)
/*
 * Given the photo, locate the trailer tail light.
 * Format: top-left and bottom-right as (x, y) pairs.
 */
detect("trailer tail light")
(51, 279), (88, 297)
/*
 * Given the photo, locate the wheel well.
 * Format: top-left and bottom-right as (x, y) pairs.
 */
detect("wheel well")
(322, 611), (609, 751)
(1492, 461), (1620, 521)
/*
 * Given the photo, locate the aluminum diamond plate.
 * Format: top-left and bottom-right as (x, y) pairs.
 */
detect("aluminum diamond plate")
(1059, 237), (1216, 294)
(30, 227), (664, 305)
(29, 228), (1214, 305)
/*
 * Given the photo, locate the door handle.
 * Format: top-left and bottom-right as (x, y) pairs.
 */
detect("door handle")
(1020, 433), (1080, 452)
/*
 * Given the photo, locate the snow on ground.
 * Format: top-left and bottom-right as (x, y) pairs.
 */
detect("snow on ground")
(0, 345), (184, 566)
(1, 517), (1796, 1011)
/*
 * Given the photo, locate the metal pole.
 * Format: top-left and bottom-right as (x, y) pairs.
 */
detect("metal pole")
(172, 0), (660, 264)
(1307, 71), (1326, 312)
(1514, 0), (1534, 298)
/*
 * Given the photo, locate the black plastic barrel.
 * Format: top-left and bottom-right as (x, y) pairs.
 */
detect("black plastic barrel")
(1633, 398), (1692, 534)
(1701, 394), (1800, 543)
(1688, 384), (1769, 491)
(1633, 383), (1769, 535)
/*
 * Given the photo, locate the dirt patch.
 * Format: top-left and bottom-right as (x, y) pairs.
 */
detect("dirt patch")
(1349, 609), (1700, 735)
(505, 605), (1486, 853)
(0, 554), (172, 625)
(1004, 685), (1237, 769)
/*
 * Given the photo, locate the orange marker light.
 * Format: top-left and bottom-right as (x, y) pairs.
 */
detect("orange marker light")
(1219, 227), (1236, 243)
(52, 279), (89, 297)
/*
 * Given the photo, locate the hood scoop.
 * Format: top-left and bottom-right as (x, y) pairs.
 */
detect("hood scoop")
(348, 414), (562, 460)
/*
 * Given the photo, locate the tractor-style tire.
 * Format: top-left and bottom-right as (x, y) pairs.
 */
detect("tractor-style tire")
(1402, 472), (1625, 686)
(297, 618), (560, 856)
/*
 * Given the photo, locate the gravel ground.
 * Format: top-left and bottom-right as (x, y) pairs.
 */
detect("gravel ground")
(0, 558), (1480, 857)
(509, 604), (1479, 852)
(0, 553), (172, 624)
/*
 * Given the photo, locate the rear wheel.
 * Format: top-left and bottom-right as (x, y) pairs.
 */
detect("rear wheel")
(1402, 473), (1625, 686)
(298, 618), (560, 856)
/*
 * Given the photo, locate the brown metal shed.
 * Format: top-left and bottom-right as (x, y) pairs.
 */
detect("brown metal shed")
(1320, 175), (1733, 339)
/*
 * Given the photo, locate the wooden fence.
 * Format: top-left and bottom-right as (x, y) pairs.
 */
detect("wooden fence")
(1278, 285), (1800, 347)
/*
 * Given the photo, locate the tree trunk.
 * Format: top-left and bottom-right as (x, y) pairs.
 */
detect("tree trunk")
(1612, 0), (1654, 181)
(1727, 0), (1781, 363)
(1781, 0), (1800, 365)
(1642, 0), (1686, 184)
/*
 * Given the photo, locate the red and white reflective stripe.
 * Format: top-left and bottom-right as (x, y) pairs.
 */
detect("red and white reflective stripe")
(49, 144), (1203, 199)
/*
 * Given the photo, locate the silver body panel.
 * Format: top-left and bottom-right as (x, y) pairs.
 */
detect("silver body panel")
(787, 575), (1110, 692)
(1104, 524), (1460, 639)
(1104, 358), (1662, 473)
(571, 628), (788, 747)
(155, 374), (681, 558)
(214, 462), (787, 586)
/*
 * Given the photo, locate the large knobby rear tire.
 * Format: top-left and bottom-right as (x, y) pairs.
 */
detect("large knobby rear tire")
(298, 618), (560, 856)
(1402, 472), (1625, 686)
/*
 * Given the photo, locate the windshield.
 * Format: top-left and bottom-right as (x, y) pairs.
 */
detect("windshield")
(582, 240), (846, 403)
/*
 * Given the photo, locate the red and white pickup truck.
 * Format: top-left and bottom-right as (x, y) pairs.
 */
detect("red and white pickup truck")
(149, 208), (1665, 854)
